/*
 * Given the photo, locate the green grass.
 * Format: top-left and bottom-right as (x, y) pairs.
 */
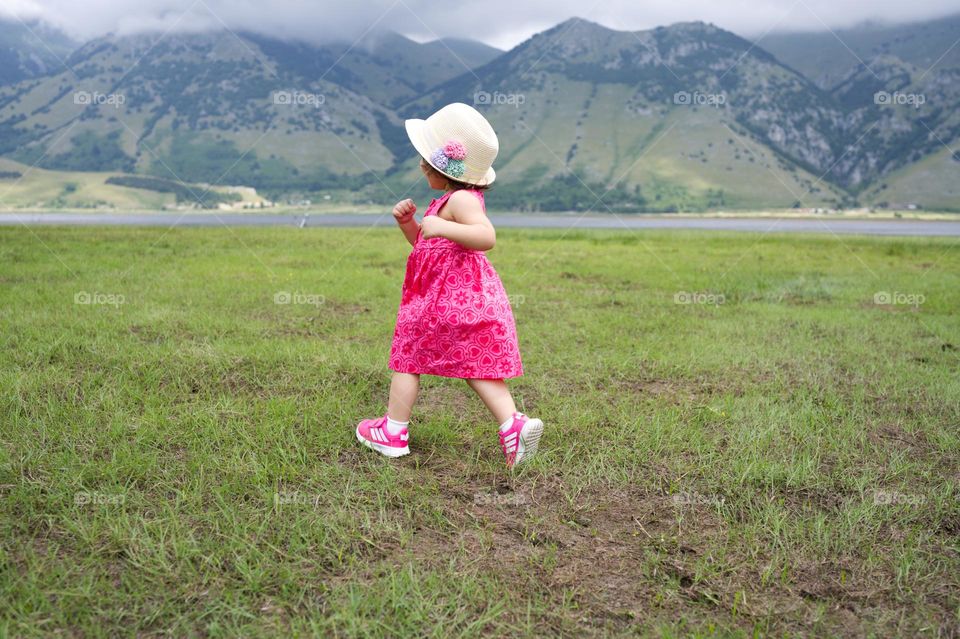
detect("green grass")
(1, 225), (958, 637)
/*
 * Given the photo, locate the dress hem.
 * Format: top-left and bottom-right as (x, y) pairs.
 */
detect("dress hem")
(388, 365), (523, 380)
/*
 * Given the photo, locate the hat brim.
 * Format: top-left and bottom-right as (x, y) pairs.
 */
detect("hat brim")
(405, 118), (496, 187)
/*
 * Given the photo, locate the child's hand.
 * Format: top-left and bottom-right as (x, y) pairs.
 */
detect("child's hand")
(393, 199), (417, 224)
(420, 216), (447, 239)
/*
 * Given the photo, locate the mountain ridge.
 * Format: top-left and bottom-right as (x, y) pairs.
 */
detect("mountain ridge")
(0, 15), (956, 210)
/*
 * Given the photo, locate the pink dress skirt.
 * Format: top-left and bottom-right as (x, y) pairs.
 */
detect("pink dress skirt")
(388, 190), (523, 379)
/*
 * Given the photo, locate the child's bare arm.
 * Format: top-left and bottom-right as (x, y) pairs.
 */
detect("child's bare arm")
(393, 199), (419, 247)
(420, 192), (496, 251)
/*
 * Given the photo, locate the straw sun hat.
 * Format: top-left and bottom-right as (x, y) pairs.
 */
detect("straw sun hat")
(405, 102), (499, 186)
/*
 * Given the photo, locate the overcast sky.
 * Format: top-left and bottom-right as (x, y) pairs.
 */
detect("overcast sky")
(3, 0), (959, 49)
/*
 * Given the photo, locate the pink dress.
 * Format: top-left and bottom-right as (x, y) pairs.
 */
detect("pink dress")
(388, 190), (523, 379)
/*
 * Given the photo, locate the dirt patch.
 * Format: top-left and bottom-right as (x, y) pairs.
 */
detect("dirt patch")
(606, 370), (762, 404)
(250, 299), (371, 338)
(127, 322), (203, 343)
(383, 458), (959, 636)
(404, 459), (736, 632)
(324, 300), (371, 316)
(608, 376), (710, 404)
(867, 421), (932, 451)
(128, 324), (166, 343)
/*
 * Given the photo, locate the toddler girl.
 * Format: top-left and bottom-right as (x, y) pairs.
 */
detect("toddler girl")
(356, 102), (543, 467)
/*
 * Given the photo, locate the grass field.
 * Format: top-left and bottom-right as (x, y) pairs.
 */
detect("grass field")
(1, 225), (958, 637)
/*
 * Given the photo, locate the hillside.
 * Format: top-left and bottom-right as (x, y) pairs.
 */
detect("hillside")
(860, 145), (960, 211)
(401, 18), (857, 210)
(0, 157), (262, 210)
(404, 16), (960, 209)
(0, 19), (77, 86)
(0, 17), (956, 211)
(762, 13), (960, 201)
(759, 13), (960, 90)
(0, 30), (397, 192)
(0, 28), (503, 204)
(243, 31), (501, 108)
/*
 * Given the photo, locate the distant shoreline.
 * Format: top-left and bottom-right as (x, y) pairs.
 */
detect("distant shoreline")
(0, 207), (956, 221)
(3, 211), (960, 236)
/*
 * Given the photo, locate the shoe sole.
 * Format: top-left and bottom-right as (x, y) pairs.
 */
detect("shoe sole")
(515, 418), (544, 465)
(356, 427), (410, 458)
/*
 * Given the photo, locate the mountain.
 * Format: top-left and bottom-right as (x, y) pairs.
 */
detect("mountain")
(830, 54), (960, 186)
(0, 30), (393, 193)
(0, 17), (957, 211)
(758, 14), (960, 91)
(0, 27), (503, 200)
(0, 19), (77, 85)
(243, 31), (500, 108)
(0, 28), (500, 198)
(422, 38), (503, 69)
(397, 16), (960, 208)
(759, 14), (960, 203)
(399, 17), (856, 210)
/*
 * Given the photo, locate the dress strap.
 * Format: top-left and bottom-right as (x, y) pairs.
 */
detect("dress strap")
(427, 189), (484, 216)
(424, 190), (455, 217)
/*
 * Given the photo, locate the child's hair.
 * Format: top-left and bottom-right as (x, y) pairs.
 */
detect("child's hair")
(420, 156), (490, 191)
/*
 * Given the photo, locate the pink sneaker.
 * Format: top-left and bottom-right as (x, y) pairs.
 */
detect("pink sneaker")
(356, 415), (410, 458)
(499, 413), (544, 467)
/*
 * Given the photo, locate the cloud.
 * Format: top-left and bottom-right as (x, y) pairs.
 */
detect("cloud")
(2, 0), (958, 49)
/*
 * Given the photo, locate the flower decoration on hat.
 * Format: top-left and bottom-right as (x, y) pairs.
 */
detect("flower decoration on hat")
(429, 148), (448, 171)
(429, 139), (467, 178)
(443, 140), (467, 160)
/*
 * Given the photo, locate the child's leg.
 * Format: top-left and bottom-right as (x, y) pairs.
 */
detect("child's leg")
(467, 378), (542, 466)
(388, 372), (420, 422)
(465, 378), (517, 424)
